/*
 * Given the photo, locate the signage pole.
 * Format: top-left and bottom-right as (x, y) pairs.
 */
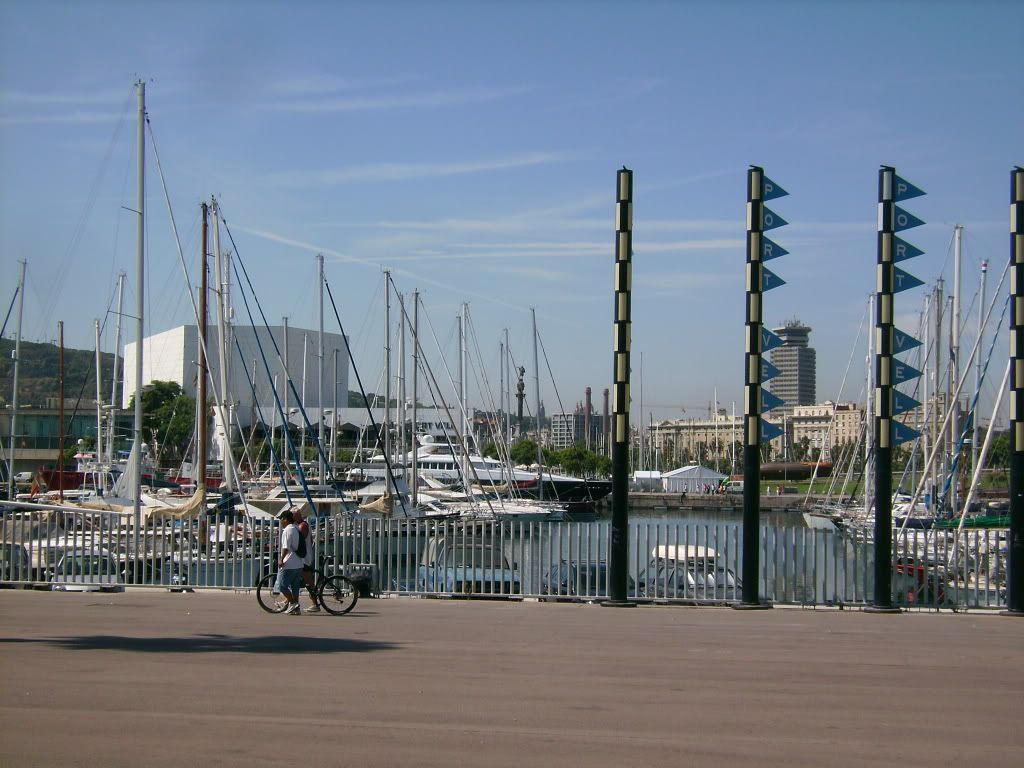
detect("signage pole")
(605, 168), (635, 606)
(1006, 167), (1024, 616)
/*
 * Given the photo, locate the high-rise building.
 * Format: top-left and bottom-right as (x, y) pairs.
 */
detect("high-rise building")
(769, 320), (816, 414)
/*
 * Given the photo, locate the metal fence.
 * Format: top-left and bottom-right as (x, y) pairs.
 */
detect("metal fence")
(0, 502), (1008, 610)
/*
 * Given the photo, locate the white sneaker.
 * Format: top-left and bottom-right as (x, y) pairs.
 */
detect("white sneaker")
(286, 603), (301, 615)
(306, 603), (321, 613)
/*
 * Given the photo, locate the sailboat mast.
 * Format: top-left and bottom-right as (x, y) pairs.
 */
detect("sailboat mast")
(532, 307), (543, 500)
(212, 200), (234, 491)
(94, 319), (103, 478)
(921, 293), (930, 509)
(317, 253), (325, 483)
(972, 260), (988, 475)
(7, 259), (25, 500)
(951, 225), (962, 513)
(459, 304), (468, 488)
(108, 271), (125, 465)
(132, 79), (145, 530)
(198, 202), (208, 493)
(411, 291), (419, 506)
(58, 321), (65, 501)
(384, 270), (391, 472)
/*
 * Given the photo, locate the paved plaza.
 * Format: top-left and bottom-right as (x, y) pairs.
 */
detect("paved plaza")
(1, 589), (1021, 767)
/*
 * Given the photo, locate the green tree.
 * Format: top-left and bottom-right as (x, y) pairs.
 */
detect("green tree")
(987, 430), (1010, 471)
(510, 439), (540, 466)
(129, 380), (196, 465)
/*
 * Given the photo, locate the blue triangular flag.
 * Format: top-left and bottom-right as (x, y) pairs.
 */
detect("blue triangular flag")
(762, 176), (788, 200)
(760, 236), (787, 261)
(760, 421), (783, 443)
(762, 206), (788, 231)
(893, 237), (924, 262)
(894, 175), (926, 202)
(761, 327), (783, 352)
(893, 360), (923, 384)
(894, 205), (925, 232)
(893, 266), (924, 293)
(762, 267), (786, 292)
(892, 421), (921, 446)
(761, 360), (780, 382)
(761, 388), (784, 413)
(892, 327), (922, 354)
(892, 390), (920, 417)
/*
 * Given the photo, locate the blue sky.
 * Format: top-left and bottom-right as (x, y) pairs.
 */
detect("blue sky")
(1, 1), (1020, 425)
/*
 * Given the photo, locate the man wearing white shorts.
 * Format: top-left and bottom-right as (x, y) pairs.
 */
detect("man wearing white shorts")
(275, 509), (304, 615)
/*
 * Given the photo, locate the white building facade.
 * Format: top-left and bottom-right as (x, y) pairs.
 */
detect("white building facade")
(122, 324), (350, 425)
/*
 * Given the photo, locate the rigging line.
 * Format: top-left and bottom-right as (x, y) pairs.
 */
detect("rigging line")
(463, 312), (516, 499)
(324, 279), (407, 514)
(391, 288), (495, 514)
(226, 250), (318, 512)
(146, 124), (252, 512)
(232, 334), (291, 505)
(802, 293), (870, 508)
(897, 258), (1010, 524)
(43, 89), (134, 328)
(219, 215), (342, 496)
(1, 284), (18, 340)
(939, 291), (1010, 503)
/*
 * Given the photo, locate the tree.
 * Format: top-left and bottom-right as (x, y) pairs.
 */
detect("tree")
(128, 380), (196, 465)
(510, 439), (541, 466)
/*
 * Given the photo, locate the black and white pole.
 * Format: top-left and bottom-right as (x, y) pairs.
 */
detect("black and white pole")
(1007, 166), (1024, 616)
(738, 166), (787, 609)
(871, 166), (925, 612)
(606, 168), (634, 605)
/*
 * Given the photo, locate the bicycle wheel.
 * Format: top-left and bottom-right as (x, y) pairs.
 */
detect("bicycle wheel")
(256, 572), (288, 614)
(318, 574), (359, 615)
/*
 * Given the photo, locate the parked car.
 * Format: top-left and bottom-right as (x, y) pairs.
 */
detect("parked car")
(417, 535), (521, 595)
(724, 480), (744, 495)
(0, 542), (30, 584)
(51, 550), (123, 592)
(13, 471), (34, 483)
(541, 561), (635, 598)
(636, 545), (741, 601)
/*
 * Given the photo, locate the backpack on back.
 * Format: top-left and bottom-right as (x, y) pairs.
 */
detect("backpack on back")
(294, 526), (307, 559)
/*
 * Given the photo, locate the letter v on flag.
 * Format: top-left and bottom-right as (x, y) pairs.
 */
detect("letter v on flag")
(892, 327), (922, 353)
(761, 327), (783, 352)
(761, 421), (783, 443)
(892, 421), (920, 446)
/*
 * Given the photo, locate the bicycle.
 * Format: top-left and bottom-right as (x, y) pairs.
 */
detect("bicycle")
(256, 558), (359, 615)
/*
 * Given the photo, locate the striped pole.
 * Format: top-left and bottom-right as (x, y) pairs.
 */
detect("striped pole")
(607, 168), (633, 605)
(872, 166), (898, 611)
(741, 166), (765, 607)
(1007, 166), (1024, 615)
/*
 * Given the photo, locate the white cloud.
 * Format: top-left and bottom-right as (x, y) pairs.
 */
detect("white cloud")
(264, 85), (531, 113)
(269, 152), (566, 187)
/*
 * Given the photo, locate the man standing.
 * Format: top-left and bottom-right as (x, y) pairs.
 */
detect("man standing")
(294, 509), (320, 613)
(276, 509), (304, 615)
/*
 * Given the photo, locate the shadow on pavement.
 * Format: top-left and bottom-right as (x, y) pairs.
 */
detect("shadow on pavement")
(0, 634), (399, 654)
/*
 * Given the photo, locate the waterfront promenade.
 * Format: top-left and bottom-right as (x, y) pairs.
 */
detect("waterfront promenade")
(1, 590), (1021, 767)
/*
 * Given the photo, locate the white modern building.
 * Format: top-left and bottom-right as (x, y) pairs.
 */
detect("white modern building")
(122, 324), (350, 425)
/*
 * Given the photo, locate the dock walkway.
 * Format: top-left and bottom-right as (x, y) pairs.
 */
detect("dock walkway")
(1, 590), (1020, 767)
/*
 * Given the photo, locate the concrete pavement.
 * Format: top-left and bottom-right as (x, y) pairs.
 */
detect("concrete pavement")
(1, 589), (1021, 767)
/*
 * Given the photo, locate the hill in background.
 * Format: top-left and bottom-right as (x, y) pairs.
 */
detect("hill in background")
(0, 338), (118, 408)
